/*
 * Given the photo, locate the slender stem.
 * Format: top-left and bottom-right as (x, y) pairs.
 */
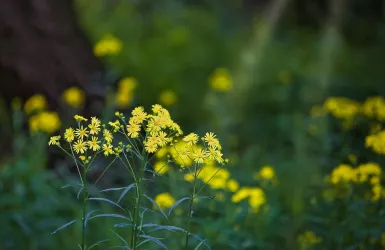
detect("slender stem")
(185, 164), (198, 249)
(131, 158), (145, 250)
(81, 164), (88, 250)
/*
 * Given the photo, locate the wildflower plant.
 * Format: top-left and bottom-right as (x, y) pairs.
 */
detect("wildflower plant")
(48, 104), (227, 249)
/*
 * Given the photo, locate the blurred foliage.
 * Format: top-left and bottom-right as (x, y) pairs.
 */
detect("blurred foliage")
(2, 0), (385, 249)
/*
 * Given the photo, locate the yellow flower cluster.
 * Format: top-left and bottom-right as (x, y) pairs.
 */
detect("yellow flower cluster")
(366, 130), (385, 154)
(24, 94), (61, 134)
(154, 192), (175, 209)
(361, 96), (385, 121)
(116, 77), (136, 109)
(328, 163), (384, 201)
(184, 162), (238, 191)
(62, 87), (85, 108)
(297, 231), (322, 249)
(323, 97), (360, 120)
(209, 68), (233, 92)
(93, 33), (123, 57)
(231, 187), (266, 212)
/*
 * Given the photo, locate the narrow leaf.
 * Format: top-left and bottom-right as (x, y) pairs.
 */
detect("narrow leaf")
(138, 235), (168, 250)
(148, 225), (186, 233)
(194, 241), (204, 250)
(88, 197), (125, 211)
(100, 187), (127, 193)
(77, 187), (84, 200)
(110, 229), (130, 247)
(143, 194), (168, 221)
(118, 183), (136, 203)
(167, 197), (190, 216)
(51, 219), (78, 234)
(195, 196), (215, 200)
(87, 239), (109, 250)
(192, 235), (211, 250)
(88, 213), (131, 223)
(114, 223), (133, 228)
(85, 209), (99, 225)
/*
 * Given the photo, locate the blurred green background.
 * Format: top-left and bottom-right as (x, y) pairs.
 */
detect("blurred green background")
(2, 0), (385, 249)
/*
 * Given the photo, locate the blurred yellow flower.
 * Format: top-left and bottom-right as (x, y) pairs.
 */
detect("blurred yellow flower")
(259, 165), (275, 181)
(159, 90), (178, 106)
(323, 97), (360, 121)
(24, 94), (47, 114)
(116, 77), (137, 109)
(209, 68), (233, 92)
(93, 33), (123, 57)
(361, 96), (385, 121)
(29, 111), (61, 134)
(231, 187), (266, 212)
(154, 161), (169, 175)
(329, 164), (356, 184)
(155, 147), (169, 159)
(62, 87), (85, 108)
(298, 231), (322, 249)
(226, 179), (239, 192)
(354, 162), (381, 183)
(366, 130), (385, 155)
(154, 193), (175, 209)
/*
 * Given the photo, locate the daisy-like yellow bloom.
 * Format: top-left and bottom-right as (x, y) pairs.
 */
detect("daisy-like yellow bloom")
(170, 141), (192, 167)
(75, 126), (89, 140)
(154, 161), (169, 175)
(203, 132), (219, 148)
(62, 87), (85, 108)
(183, 133), (199, 146)
(88, 117), (101, 135)
(157, 131), (170, 147)
(64, 128), (75, 142)
(192, 148), (207, 164)
(127, 122), (141, 138)
(154, 193), (175, 209)
(103, 143), (113, 156)
(73, 139), (87, 154)
(24, 94), (47, 114)
(88, 136), (101, 151)
(207, 147), (224, 164)
(103, 129), (113, 143)
(48, 136), (61, 146)
(74, 115), (87, 122)
(146, 116), (163, 135)
(144, 136), (160, 153)
(152, 104), (163, 114)
(109, 120), (121, 132)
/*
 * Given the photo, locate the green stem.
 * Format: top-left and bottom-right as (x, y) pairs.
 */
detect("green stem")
(185, 164), (198, 249)
(81, 164), (88, 250)
(131, 159), (145, 250)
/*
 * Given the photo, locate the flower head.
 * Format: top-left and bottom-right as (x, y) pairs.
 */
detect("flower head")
(62, 87), (85, 108)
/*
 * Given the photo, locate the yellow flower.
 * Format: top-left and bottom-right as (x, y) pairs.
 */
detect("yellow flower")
(93, 33), (123, 57)
(48, 136), (61, 146)
(203, 132), (220, 148)
(184, 174), (194, 182)
(109, 120), (121, 132)
(79, 155), (86, 161)
(192, 148), (207, 164)
(74, 115), (87, 122)
(155, 147), (169, 159)
(323, 97), (360, 121)
(259, 166), (275, 181)
(330, 164), (356, 184)
(206, 147), (224, 164)
(170, 141), (192, 167)
(144, 136), (159, 153)
(24, 94), (47, 114)
(75, 126), (89, 140)
(227, 179), (240, 192)
(362, 96), (385, 121)
(183, 133), (199, 146)
(365, 130), (385, 155)
(209, 68), (233, 92)
(103, 129), (113, 143)
(73, 139), (87, 154)
(154, 193), (175, 209)
(127, 122), (141, 138)
(29, 112), (61, 134)
(88, 136), (101, 151)
(355, 162), (381, 183)
(64, 128), (75, 142)
(248, 188), (266, 212)
(102, 143), (113, 156)
(89, 117), (101, 135)
(159, 90), (177, 106)
(62, 87), (85, 108)
(154, 161), (169, 175)
(152, 104), (163, 114)
(118, 77), (137, 92)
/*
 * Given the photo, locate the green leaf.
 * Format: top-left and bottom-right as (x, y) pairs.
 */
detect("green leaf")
(87, 239), (109, 250)
(88, 197), (126, 211)
(138, 235), (168, 250)
(143, 194), (169, 221)
(51, 219), (78, 234)
(114, 223), (133, 228)
(87, 213), (131, 224)
(110, 229), (130, 248)
(167, 197), (190, 216)
(100, 187), (127, 193)
(118, 183), (136, 203)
